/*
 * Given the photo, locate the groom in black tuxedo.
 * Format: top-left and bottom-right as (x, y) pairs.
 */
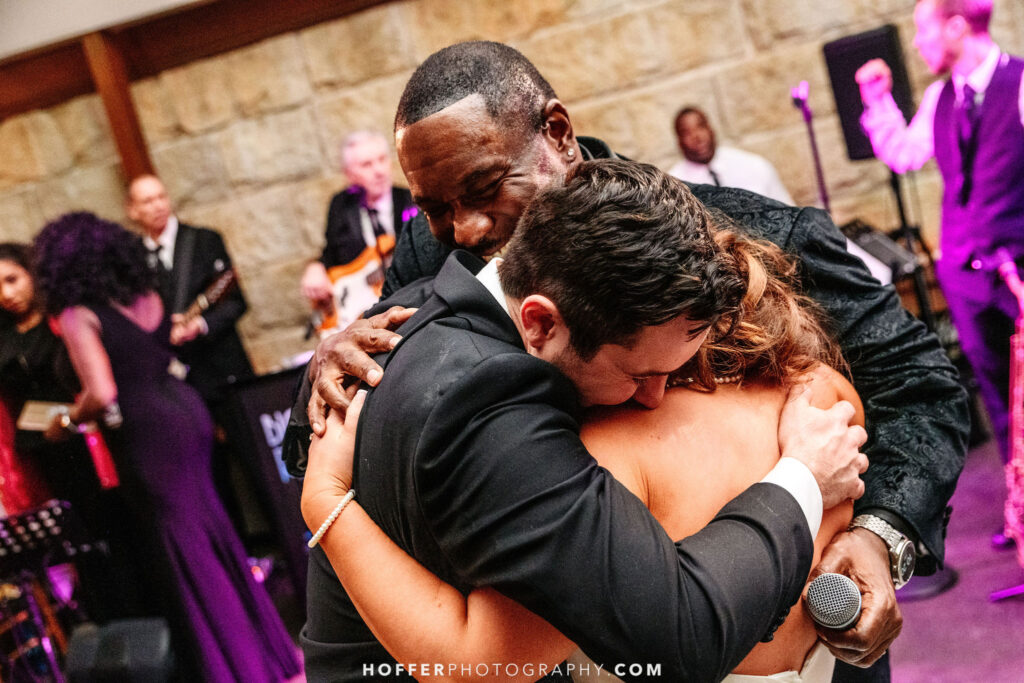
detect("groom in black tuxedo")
(126, 174), (253, 405)
(302, 158), (873, 682)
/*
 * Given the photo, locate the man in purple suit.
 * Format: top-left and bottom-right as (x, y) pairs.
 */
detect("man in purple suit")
(858, 1), (1024, 498)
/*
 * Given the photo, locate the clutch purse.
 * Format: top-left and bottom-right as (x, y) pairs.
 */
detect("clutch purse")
(16, 401), (73, 431)
(15, 401), (120, 489)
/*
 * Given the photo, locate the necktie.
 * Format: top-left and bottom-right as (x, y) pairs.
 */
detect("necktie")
(708, 167), (722, 187)
(957, 84), (981, 205)
(958, 84), (980, 142)
(149, 245), (172, 300)
(366, 208), (391, 278)
(367, 208), (386, 238)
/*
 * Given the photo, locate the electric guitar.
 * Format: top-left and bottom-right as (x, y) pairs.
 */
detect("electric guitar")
(312, 234), (395, 337)
(179, 267), (237, 324)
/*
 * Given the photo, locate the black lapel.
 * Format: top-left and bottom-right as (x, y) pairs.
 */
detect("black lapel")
(171, 224), (198, 313)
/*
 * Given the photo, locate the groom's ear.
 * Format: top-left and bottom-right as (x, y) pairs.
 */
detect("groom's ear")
(518, 295), (571, 361)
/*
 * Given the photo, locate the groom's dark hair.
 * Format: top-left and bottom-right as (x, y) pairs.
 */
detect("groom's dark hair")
(500, 159), (746, 360)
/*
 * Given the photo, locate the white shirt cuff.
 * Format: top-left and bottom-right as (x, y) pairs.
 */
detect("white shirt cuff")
(760, 457), (822, 538)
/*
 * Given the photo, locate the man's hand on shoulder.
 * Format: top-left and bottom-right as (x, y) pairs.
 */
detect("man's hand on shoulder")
(306, 305), (417, 434)
(805, 529), (902, 667)
(778, 384), (869, 509)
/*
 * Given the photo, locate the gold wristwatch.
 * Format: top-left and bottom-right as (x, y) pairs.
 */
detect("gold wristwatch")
(849, 514), (916, 589)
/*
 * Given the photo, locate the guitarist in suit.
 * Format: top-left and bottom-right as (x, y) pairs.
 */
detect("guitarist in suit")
(300, 131), (417, 326)
(126, 174), (254, 406)
(127, 174), (255, 534)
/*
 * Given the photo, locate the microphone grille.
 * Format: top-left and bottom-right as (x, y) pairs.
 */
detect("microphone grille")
(806, 572), (862, 630)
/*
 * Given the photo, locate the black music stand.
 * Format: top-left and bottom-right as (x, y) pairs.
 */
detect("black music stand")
(0, 500), (94, 683)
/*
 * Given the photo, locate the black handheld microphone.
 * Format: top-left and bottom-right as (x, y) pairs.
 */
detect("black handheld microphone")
(806, 573), (862, 630)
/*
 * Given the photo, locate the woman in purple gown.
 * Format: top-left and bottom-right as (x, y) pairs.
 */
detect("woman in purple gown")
(33, 212), (300, 683)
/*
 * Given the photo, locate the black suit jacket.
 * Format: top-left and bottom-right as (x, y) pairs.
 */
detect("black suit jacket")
(365, 137), (969, 574)
(301, 251), (813, 683)
(319, 186), (416, 269)
(162, 222), (253, 404)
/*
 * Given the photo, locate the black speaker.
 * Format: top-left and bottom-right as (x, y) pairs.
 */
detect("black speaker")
(824, 25), (916, 161)
(65, 619), (176, 683)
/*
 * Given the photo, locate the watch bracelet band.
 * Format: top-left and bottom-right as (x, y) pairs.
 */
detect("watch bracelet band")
(850, 513), (915, 588)
(849, 513), (905, 548)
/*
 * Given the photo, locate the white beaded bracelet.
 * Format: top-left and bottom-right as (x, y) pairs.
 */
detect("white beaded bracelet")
(307, 489), (356, 548)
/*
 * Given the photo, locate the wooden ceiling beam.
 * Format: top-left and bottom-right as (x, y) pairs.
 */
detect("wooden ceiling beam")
(0, 0), (388, 120)
(0, 43), (93, 119)
(82, 31), (153, 180)
(117, 0), (386, 79)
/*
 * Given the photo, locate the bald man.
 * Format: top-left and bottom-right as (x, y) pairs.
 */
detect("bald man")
(126, 174), (253, 405)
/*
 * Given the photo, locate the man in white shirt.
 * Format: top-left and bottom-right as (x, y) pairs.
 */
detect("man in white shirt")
(668, 106), (794, 205)
(857, 0), (1024, 497)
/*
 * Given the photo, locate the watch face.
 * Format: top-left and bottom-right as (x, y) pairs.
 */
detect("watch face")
(896, 541), (916, 583)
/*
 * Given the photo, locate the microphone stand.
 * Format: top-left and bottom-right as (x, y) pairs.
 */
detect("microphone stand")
(791, 81), (831, 213)
(794, 75), (938, 333)
(889, 171), (938, 332)
(989, 250), (1024, 602)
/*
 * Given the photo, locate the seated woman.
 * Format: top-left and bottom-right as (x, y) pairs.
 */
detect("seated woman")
(0, 242), (142, 622)
(302, 226), (863, 683)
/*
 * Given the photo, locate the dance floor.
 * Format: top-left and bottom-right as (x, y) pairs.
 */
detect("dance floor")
(890, 438), (1024, 682)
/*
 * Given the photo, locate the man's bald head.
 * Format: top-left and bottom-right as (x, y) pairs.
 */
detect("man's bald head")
(126, 174), (173, 239)
(394, 41), (557, 137)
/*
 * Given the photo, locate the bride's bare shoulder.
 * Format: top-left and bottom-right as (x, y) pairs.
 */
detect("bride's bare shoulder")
(802, 364), (864, 427)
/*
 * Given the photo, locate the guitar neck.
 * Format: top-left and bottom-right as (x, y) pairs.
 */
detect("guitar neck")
(181, 269), (236, 322)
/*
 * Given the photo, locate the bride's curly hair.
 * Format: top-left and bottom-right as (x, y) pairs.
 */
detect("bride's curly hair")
(673, 211), (847, 392)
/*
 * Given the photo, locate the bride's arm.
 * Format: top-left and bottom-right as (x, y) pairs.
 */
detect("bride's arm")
(301, 392), (574, 683)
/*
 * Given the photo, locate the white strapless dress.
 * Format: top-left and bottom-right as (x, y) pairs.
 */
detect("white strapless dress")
(569, 642), (835, 683)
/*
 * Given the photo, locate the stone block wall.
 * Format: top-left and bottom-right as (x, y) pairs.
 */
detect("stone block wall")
(1, 0), (1022, 372)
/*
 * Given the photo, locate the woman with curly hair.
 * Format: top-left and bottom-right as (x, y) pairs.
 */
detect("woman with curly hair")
(33, 212), (300, 683)
(300, 212), (865, 683)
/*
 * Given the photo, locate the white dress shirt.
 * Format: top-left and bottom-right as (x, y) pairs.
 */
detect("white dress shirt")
(669, 146), (795, 205)
(370, 191), (395, 237)
(142, 215), (208, 334)
(143, 215), (179, 270)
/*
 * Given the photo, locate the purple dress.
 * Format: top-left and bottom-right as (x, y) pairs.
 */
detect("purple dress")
(92, 304), (300, 683)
